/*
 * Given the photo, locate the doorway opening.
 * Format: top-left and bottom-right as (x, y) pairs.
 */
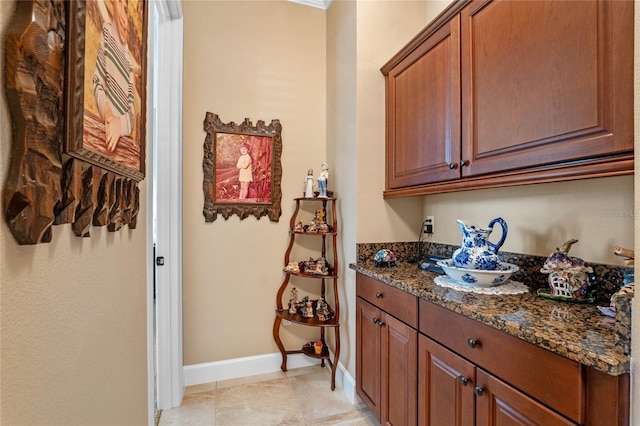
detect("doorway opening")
(147, 1), (184, 424)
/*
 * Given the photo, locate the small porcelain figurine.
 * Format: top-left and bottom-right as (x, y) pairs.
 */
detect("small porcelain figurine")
(317, 163), (329, 197)
(284, 261), (300, 274)
(540, 239), (593, 300)
(288, 287), (298, 314)
(316, 296), (334, 321)
(304, 169), (314, 198)
(302, 300), (314, 318)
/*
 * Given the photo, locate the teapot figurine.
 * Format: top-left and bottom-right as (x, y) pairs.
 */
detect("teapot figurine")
(452, 218), (508, 270)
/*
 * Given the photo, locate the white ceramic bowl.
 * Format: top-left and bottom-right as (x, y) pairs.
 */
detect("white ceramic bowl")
(436, 259), (519, 287)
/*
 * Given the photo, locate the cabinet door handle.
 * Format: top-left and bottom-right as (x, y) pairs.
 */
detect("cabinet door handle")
(378, 321), (385, 328)
(375, 292), (383, 299)
(448, 162), (458, 170)
(372, 318), (379, 324)
(474, 386), (484, 396)
(459, 376), (469, 386)
(467, 338), (478, 349)
(460, 160), (468, 167)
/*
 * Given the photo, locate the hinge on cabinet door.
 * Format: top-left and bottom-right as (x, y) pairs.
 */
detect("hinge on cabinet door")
(156, 256), (165, 266)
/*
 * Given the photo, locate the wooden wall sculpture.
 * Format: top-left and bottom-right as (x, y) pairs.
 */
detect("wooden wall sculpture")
(3, 0), (140, 245)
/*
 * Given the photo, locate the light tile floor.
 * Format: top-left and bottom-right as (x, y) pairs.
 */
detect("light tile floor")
(158, 365), (378, 426)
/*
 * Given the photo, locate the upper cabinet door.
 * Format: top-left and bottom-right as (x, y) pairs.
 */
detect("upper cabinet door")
(384, 15), (461, 189)
(460, 0), (634, 178)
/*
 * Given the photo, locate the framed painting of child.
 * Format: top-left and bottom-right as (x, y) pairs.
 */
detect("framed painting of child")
(202, 112), (283, 222)
(65, 0), (148, 181)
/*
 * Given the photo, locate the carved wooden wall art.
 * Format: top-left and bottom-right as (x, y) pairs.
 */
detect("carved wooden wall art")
(203, 112), (282, 222)
(3, 0), (144, 245)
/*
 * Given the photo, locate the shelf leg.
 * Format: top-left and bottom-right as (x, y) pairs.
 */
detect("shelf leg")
(272, 315), (288, 371)
(320, 327), (326, 368)
(331, 326), (341, 391)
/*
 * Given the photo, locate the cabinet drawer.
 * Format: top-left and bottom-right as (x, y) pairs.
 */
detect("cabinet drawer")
(420, 300), (584, 423)
(356, 273), (418, 329)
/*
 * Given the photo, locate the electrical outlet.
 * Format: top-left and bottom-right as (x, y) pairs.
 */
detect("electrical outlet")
(424, 216), (435, 234)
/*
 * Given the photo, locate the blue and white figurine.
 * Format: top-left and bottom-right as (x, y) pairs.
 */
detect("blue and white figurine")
(317, 163), (329, 198)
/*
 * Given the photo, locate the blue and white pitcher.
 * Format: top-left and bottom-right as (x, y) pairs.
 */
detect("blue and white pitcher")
(452, 218), (508, 270)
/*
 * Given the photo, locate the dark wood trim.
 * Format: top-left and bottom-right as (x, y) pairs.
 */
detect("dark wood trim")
(384, 155), (633, 198)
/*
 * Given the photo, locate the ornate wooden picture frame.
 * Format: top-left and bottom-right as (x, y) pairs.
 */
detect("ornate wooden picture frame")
(202, 113), (282, 222)
(65, 0), (147, 181)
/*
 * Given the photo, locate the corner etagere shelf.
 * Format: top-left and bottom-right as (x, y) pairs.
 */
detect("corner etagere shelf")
(272, 197), (340, 390)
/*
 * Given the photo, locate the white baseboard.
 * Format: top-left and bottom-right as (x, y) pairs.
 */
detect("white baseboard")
(184, 352), (356, 402)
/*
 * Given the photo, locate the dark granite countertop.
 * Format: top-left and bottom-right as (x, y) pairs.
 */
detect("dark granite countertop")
(350, 261), (630, 376)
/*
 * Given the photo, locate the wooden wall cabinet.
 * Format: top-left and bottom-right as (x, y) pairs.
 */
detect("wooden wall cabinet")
(356, 273), (418, 426)
(382, 0), (633, 197)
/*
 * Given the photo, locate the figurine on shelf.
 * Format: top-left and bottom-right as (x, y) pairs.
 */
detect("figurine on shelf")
(314, 340), (323, 354)
(316, 296), (334, 321)
(317, 163), (329, 198)
(293, 221), (305, 233)
(288, 287), (298, 314)
(284, 261), (300, 273)
(304, 169), (314, 198)
(302, 300), (314, 318)
(314, 258), (328, 275)
(303, 257), (329, 275)
(306, 210), (330, 233)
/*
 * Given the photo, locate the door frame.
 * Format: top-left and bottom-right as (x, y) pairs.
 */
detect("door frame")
(147, 0), (184, 423)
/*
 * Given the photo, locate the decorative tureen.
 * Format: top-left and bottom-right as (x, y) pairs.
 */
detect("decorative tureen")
(539, 239), (593, 301)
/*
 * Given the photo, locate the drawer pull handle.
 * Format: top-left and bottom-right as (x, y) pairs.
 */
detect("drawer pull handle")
(378, 321), (385, 328)
(372, 318), (379, 324)
(467, 338), (478, 349)
(460, 377), (469, 386)
(474, 386), (484, 397)
(375, 292), (383, 299)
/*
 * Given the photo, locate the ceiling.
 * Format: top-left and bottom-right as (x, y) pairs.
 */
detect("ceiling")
(288, 0), (333, 10)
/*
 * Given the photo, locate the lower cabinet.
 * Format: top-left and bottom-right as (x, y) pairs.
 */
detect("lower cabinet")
(356, 274), (418, 426)
(419, 334), (574, 426)
(419, 299), (630, 426)
(355, 272), (630, 426)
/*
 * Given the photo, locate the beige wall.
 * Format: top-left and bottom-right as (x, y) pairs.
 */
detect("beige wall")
(328, 0), (441, 378)
(182, 0), (327, 365)
(0, 1), (148, 424)
(422, 176), (634, 264)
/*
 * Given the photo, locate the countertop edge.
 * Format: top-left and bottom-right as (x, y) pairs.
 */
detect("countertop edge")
(350, 263), (630, 376)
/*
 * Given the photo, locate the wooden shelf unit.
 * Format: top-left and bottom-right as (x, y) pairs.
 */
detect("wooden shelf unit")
(273, 197), (340, 390)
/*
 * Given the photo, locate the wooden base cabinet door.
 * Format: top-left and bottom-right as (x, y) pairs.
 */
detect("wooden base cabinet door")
(475, 369), (575, 426)
(382, 313), (417, 426)
(418, 335), (474, 426)
(356, 298), (382, 419)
